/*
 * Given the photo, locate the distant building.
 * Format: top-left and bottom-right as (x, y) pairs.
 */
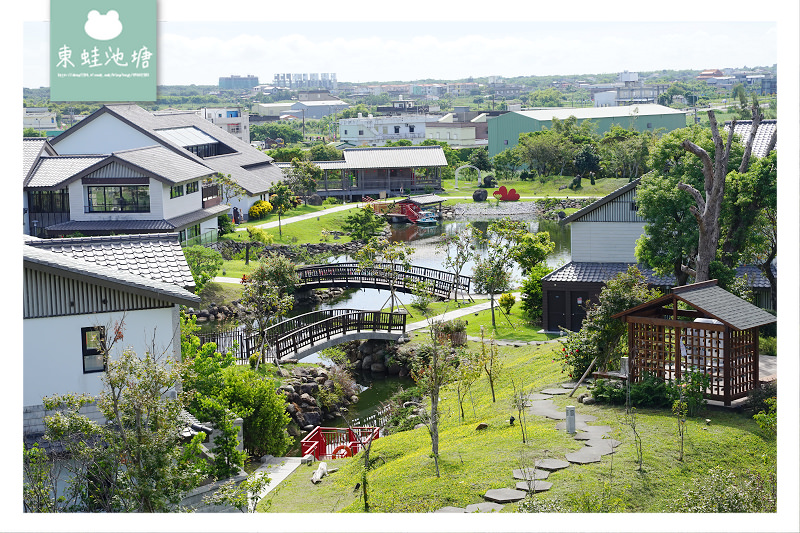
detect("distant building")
(291, 98), (349, 119)
(219, 74), (260, 90)
(24, 107), (59, 132)
(339, 112), (434, 146)
(198, 106), (250, 144)
(592, 72), (668, 107)
(487, 104), (686, 158)
(274, 73), (337, 90)
(696, 69), (725, 79)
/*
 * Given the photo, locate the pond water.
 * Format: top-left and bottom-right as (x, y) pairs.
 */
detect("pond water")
(217, 215), (571, 429)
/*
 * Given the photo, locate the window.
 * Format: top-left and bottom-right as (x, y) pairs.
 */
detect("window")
(504, 140), (509, 145)
(228, 124), (240, 134)
(29, 189), (70, 213)
(344, 129), (348, 135)
(409, 125), (415, 133)
(394, 126), (400, 134)
(82, 326), (106, 373)
(186, 181), (199, 194)
(170, 184), (184, 199)
(86, 186), (150, 213)
(358, 130), (364, 136)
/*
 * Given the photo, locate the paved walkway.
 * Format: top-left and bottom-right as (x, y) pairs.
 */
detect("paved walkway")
(235, 202), (362, 232)
(251, 456), (302, 504)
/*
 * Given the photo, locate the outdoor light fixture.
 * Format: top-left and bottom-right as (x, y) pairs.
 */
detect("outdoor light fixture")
(510, 416), (515, 426)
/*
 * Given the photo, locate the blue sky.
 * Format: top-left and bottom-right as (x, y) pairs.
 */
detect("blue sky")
(24, 19), (779, 87)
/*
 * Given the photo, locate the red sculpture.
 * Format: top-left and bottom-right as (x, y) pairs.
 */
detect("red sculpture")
(493, 185), (520, 201)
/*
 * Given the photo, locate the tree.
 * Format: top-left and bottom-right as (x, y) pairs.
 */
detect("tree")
(183, 245), (224, 292)
(677, 104), (766, 281)
(561, 266), (662, 390)
(436, 226), (475, 304)
(513, 231), (555, 275)
(492, 146), (524, 179)
(471, 218), (527, 328)
(266, 146), (306, 162)
(214, 172), (247, 206)
(240, 262), (294, 366)
(283, 158), (320, 205)
(341, 206), (386, 241)
(267, 181), (296, 237)
(454, 347), (484, 420)
(468, 147), (493, 172)
(519, 263), (552, 325)
(33, 348), (205, 512)
(573, 143), (601, 177)
(354, 236), (414, 313)
(257, 253), (300, 296)
(24, 127), (46, 138)
(307, 143), (343, 161)
(251, 123), (302, 144)
(410, 321), (459, 477)
(479, 327), (503, 403)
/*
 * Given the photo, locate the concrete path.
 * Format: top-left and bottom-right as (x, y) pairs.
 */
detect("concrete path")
(251, 456), (302, 504)
(235, 202), (362, 232)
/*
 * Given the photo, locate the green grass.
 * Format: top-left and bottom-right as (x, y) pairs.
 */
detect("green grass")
(383, 298), (488, 318)
(234, 204), (332, 229)
(460, 305), (559, 343)
(440, 176), (628, 197)
(222, 207), (360, 245)
(258, 342), (776, 513)
(197, 281), (244, 308)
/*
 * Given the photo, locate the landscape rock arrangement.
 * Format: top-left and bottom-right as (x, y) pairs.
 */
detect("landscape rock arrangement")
(209, 239), (363, 263)
(278, 365), (358, 431)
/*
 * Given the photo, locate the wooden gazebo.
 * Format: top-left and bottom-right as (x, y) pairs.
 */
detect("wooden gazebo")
(612, 280), (776, 406)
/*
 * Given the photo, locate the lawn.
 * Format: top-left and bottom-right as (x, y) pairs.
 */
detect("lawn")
(459, 304), (560, 343)
(197, 280), (244, 308)
(222, 207), (361, 245)
(440, 176), (629, 198)
(258, 341), (776, 514)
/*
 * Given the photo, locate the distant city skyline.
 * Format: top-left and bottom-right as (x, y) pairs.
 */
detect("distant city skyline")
(24, 20), (778, 89)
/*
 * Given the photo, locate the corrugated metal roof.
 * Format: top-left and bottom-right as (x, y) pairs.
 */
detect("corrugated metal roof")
(24, 155), (107, 188)
(514, 104), (686, 121)
(24, 246), (199, 307)
(724, 119), (777, 158)
(275, 160), (348, 171)
(343, 146), (447, 168)
(673, 283), (776, 330)
(46, 219), (174, 233)
(27, 233), (195, 289)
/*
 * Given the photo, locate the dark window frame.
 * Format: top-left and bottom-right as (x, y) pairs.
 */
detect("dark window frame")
(170, 184), (184, 199)
(186, 181), (199, 194)
(81, 326), (106, 374)
(86, 185), (150, 213)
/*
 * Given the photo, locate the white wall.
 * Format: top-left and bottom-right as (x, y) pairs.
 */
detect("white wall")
(53, 112), (156, 155)
(23, 306), (180, 407)
(570, 221), (645, 262)
(161, 180), (204, 220)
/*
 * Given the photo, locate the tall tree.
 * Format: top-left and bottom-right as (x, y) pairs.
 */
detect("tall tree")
(240, 262), (294, 366)
(267, 181), (296, 237)
(354, 237), (414, 313)
(678, 104), (763, 281)
(436, 226), (475, 304)
(283, 158), (320, 206)
(468, 147), (493, 172)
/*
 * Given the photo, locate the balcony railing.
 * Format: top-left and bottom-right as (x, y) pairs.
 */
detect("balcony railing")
(202, 184), (222, 208)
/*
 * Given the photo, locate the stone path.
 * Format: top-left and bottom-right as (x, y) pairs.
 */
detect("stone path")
(433, 380), (620, 513)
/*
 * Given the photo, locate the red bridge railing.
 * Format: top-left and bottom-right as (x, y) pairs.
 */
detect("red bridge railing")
(301, 426), (380, 460)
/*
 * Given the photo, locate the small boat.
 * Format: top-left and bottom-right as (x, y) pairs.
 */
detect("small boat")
(416, 212), (438, 225)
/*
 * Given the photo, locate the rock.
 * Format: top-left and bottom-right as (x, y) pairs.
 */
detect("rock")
(311, 462), (328, 484)
(300, 411), (322, 428)
(301, 454), (315, 466)
(387, 363), (402, 375)
(371, 363), (386, 373)
(705, 419), (711, 425)
(484, 488), (527, 503)
(285, 403), (297, 415)
(260, 454), (274, 463)
(582, 397), (596, 405)
(300, 393), (317, 406)
(323, 379), (335, 391)
(300, 382), (319, 395)
(350, 395), (359, 404)
(476, 422), (489, 430)
(279, 385), (295, 394)
(308, 194), (323, 206)
(577, 393), (588, 403)
(361, 355), (374, 369)
(472, 189), (488, 202)
(403, 401), (421, 409)
(413, 423), (426, 430)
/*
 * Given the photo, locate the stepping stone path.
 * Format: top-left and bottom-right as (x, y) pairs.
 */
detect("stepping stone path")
(484, 488), (528, 503)
(433, 381), (622, 514)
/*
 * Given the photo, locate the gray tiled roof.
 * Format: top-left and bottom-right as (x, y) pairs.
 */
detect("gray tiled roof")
(26, 233), (195, 289)
(343, 146), (448, 168)
(24, 246), (199, 307)
(45, 219), (175, 233)
(113, 145), (214, 184)
(561, 177), (643, 224)
(724, 120), (777, 158)
(673, 283), (776, 330)
(23, 138), (51, 182)
(736, 264), (777, 289)
(166, 203), (231, 230)
(24, 155), (106, 188)
(542, 262), (675, 285)
(209, 156), (284, 195)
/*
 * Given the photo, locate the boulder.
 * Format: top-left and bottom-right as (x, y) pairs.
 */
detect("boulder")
(371, 363), (386, 373)
(473, 189), (488, 202)
(307, 194), (323, 206)
(361, 355), (374, 369)
(299, 382), (319, 395)
(299, 411), (322, 428)
(476, 422), (489, 430)
(300, 393), (317, 406)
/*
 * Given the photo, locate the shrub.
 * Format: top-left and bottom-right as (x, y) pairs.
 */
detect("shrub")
(218, 214), (235, 236)
(248, 200), (273, 220)
(411, 280), (434, 313)
(753, 397), (777, 437)
(498, 293), (516, 315)
(322, 196), (341, 205)
(183, 245), (224, 293)
(247, 227), (274, 244)
(745, 380), (777, 413)
(760, 336), (777, 356)
(671, 467), (776, 512)
(519, 264), (551, 325)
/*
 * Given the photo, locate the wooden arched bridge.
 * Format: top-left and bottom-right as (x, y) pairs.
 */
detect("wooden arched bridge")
(295, 262), (471, 300)
(198, 263), (470, 363)
(197, 308), (408, 363)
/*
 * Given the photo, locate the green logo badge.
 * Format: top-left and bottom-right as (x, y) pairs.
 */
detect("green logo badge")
(50, 0), (157, 102)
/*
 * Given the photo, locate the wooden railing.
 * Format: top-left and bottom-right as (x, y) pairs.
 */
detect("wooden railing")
(301, 426), (380, 459)
(196, 308), (407, 364)
(295, 262), (471, 300)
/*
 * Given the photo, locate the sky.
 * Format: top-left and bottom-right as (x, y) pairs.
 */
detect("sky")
(23, 20), (778, 87)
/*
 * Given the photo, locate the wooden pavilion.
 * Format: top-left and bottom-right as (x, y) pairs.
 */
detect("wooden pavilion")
(612, 280), (776, 406)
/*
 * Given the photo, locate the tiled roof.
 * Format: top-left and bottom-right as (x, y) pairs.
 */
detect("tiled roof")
(24, 155), (106, 188)
(673, 282), (776, 330)
(166, 203), (231, 230)
(342, 146), (448, 168)
(736, 264), (777, 289)
(113, 145), (214, 184)
(24, 246), (199, 307)
(26, 233), (195, 289)
(45, 219), (175, 233)
(209, 156), (284, 195)
(23, 138), (51, 182)
(542, 262), (675, 285)
(724, 120), (777, 158)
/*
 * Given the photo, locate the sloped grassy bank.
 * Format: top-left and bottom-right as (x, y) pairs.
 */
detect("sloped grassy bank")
(258, 340), (776, 514)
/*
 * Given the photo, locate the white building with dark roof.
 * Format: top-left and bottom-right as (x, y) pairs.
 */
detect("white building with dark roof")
(24, 103), (284, 238)
(23, 240), (199, 437)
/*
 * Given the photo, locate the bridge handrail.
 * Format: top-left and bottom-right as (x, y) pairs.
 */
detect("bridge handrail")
(273, 310), (407, 360)
(296, 262), (471, 296)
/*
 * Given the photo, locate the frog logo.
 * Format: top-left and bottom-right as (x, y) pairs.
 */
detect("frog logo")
(84, 10), (123, 41)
